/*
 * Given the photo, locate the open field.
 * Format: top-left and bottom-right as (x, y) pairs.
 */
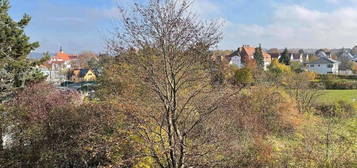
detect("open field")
(317, 90), (357, 104)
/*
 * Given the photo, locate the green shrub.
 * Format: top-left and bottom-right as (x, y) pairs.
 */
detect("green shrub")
(318, 74), (357, 89)
(233, 68), (254, 86)
(315, 100), (356, 118)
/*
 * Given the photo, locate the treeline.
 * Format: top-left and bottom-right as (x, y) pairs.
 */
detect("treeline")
(1, 0), (356, 168)
(317, 75), (357, 89)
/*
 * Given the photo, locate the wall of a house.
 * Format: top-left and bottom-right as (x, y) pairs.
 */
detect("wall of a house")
(229, 56), (243, 68)
(84, 71), (96, 81)
(307, 63), (339, 74)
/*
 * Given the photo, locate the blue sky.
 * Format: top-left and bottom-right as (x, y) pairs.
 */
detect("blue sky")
(8, 0), (357, 54)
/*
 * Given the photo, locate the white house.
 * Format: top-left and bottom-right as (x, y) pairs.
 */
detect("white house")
(227, 45), (272, 70)
(229, 55), (243, 68)
(306, 57), (339, 74)
(290, 53), (310, 63)
(43, 48), (78, 84)
(316, 50), (332, 58)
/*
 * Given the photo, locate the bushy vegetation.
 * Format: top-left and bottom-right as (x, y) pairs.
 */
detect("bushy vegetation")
(315, 74), (357, 89)
(233, 68), (254, 86)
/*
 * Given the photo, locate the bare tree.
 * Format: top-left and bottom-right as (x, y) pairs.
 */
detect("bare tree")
(283, 72), (323, 113)
(71, 51), (98, 69)
(107, 0), (237, 167)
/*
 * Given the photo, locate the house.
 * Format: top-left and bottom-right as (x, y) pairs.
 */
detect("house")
(268, 52), (281, 60)
(268, 49), (309, 63)
(227, 45), (272, 70)
(68, 69), (97, 82)
(289, 53), (310, 63)
(316, 49), (332, 58)
(340, 49), (354, 60)
(306, 57), (339, 74)
(48, 47), (78, 71)
(43, 48), (79, 84)
(290, 53), (303, 62)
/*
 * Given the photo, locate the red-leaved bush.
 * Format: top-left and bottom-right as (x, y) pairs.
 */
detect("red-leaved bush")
(9, 82), (80, 122)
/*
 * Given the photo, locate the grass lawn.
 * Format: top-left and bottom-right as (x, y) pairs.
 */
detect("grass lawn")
(318, 90), (357, 104)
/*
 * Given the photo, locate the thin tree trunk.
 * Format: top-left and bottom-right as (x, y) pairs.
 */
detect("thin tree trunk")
(0, 123), (3, 152)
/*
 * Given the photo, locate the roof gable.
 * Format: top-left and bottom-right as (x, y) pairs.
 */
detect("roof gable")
(291, 53), (302, 60)
(307, 57), (339, 64)
(79, 69), (90, 77)
(242, 46), (255, 57)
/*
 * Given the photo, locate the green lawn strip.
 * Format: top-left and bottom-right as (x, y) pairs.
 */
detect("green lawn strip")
(317, 90), (357, 104)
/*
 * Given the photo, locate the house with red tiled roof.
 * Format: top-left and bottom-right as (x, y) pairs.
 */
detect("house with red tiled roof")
(48, 47), (78, 70)
(44, 47), (79, 83)
(227, 45), (272, 70)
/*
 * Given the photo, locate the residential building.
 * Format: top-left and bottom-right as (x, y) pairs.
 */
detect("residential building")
(42, 48), (78, 84)
(306, 57), (339, 74)
(340, 49), (354, 60)
(290, 53), (310, 63)
(316, 49), (332, 58)
(268, 52), (281, 60)
(68, 69), (97, 82)
(48, 47), (78, 71)
(226, 45), (272, 70)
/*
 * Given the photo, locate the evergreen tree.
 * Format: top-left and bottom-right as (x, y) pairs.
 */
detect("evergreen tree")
(279, 48), (290, 65)
(0, 0), (45, 151)
(254, 44), (264, 69)
(0, 0), (44, 91)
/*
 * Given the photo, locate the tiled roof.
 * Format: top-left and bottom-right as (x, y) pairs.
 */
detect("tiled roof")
(291, 53), (301, 60)
(69, 55), (79, 60)
(70, 69), (91, 78)
(263, 52), (272, 62)
(55, 52), (71, 61)
(269, 53), (280, 59)
(49, 60), (65, 64)
(307, 57), (339, 64)
(79, 69), (90, 77)
(242, 46), (255, 57)
(230, 45), (272, 63)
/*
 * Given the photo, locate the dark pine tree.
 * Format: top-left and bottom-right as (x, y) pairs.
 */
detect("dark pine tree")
(254, 44), (264, 69)
(0, 0), (45, 89)
(279, 48), (290, 65)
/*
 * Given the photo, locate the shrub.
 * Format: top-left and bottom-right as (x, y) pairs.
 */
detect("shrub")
(268, 59), (291, 75)
(315, 100), (356, 118)
(290, 62), (304, 73)
(233, 68), (254, 86)
(318, 74), (357, 89)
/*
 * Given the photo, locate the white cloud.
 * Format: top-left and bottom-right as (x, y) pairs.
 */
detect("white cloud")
(220, 5), (357, 49)
(191, 0), (222, 19)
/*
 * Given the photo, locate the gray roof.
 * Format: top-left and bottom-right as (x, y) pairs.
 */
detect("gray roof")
(307, 57), (340, 64)
(340, 50), (354, 59)
(79, 69), (90, 77)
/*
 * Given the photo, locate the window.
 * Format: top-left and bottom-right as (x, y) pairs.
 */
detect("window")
(310, 64), (315, 67)
(318, 64), (320, 67)
(327, 64), (333, 68)
(327, 72), (333, 74)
